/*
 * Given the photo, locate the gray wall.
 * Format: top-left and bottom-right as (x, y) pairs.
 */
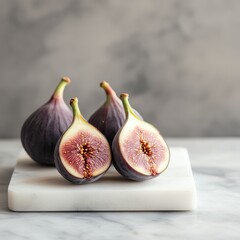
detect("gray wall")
(1, 0), (240, 138)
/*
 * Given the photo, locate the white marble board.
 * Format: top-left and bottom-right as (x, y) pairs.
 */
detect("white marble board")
(8, 147), (197, 211)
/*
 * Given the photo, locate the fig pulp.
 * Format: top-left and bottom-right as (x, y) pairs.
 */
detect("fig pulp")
(54, 97), (112, 184)
(21, 77), (72, 165)
(112, 93), (170, 181)
(89, 81), (143, 145)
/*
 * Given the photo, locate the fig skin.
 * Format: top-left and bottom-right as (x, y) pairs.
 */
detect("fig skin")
(112, 93), (170, 181)
(89, 81), (142, 145)
(54, 97), (112, 184)
(21, 77), (72, 165)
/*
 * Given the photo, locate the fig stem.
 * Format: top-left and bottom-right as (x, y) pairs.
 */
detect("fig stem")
(120, 93), (141, 120)
(52, 77), (71, 99)
(70, 97), (86, 122)
(100, 81), (117, 101)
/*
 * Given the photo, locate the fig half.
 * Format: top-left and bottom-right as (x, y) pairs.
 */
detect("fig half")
(112, 93), (170, 181)
(89, 81), (142, 145)
(21, 77), (72, 165)
(54, 97), (112, 184)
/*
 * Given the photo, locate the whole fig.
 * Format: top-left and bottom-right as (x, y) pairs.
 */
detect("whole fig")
(21, 77), (72, 165)
(89, 81), (142, 145)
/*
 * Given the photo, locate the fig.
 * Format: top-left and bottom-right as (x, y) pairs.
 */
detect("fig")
(54, 97), (112, 184)
(89, 81), (142, 145)
(112, 93), (170, 181)
(21, 77), (72, 165)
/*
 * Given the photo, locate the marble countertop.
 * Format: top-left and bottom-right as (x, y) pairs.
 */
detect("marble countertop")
(0, 138), (239, 240)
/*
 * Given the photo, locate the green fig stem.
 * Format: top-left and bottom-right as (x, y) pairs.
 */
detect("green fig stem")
(120, 93), (141, 120)
(100, 81), (117, 102)
(52, 77), (71, 99)
(70, 97), (87, 122)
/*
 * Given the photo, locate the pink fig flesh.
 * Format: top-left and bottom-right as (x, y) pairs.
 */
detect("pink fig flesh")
(60, 131), (111, 179)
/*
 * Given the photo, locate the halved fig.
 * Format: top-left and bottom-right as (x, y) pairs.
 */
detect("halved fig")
(54, 97), (112, 184)
(112, 93), (170, 181)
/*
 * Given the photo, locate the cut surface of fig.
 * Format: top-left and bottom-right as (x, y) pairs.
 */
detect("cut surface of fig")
(20, 77), (72, 165)
(119, 120), (169, 176)
(60, 126), (111, 179)
(54, 97), (112, 184)
(112, 93), (170, 181)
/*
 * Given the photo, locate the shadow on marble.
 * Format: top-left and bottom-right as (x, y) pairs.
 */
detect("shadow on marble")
(0, 167), (16, 212)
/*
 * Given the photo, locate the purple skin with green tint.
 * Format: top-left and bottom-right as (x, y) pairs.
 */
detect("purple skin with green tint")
(21, 77), (72, 165)
(88, 81), (143, 145)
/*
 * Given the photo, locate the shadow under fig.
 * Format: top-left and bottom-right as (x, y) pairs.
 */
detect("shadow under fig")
(0, 166), (16, 212)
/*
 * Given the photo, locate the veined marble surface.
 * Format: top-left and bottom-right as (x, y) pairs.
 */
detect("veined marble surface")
(0, 138), (239, 239)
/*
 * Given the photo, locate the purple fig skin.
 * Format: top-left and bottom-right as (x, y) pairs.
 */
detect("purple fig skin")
(89, 81), (143, 145)
(88, 98), (125, 146)
(21, 77), (72, 165)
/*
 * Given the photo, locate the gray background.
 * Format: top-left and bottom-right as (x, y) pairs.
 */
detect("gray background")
(1, 0), (240, 138)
